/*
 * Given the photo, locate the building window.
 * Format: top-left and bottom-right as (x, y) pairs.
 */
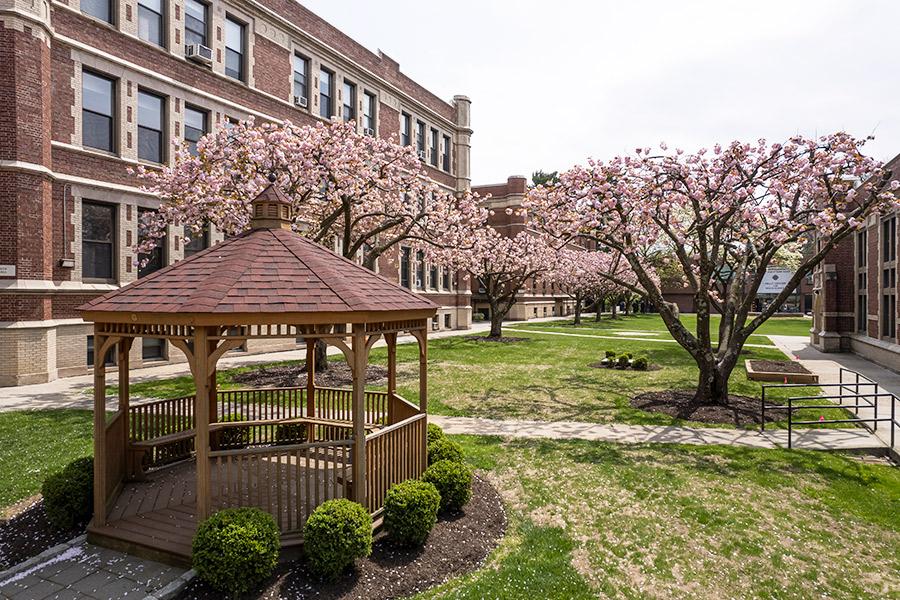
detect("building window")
(400, 112), (411, 146)
(857, 230), (868, 268)
(138, 207), (164, 278)
(342, 80), (356, 122)
(82, 201), (116, 281)
(292, 53), (308, 102)
(138, 0), (165, 47)
(415, 250), (425, 289)
(442, 134), (451, 172)
(429, 264), (438, 290)
(882, 293), (896, 339)
(184, 224), (210, 257)
(138, 89), (165, 163)
(184, 105), (208, 156)
(82, 71), (116, 153)
(442, 267), (450, 291)
(444, 313), (451, 329)
(415, 120), (425, 155)
(81, 0), (113, 24)
(430, 128), (439, 166)
(363, 92), (376, 134)
(882, 216), (896, 262)
(87, 336), (116, 367)
(142, 338), (165, 360)
(400, 246), (411, 289)
(224, 16), (246, 81)
(184, 0), (208, 47)
(319, 68), (333, 119)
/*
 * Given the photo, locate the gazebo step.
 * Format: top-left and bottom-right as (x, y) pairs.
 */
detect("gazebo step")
(88, 520), (194, 568)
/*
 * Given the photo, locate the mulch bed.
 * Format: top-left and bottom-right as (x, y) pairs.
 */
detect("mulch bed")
(0, 497), (84, 571)
(179, 474), (506, 600)
(630, 390), (784, 427)
(231, 363), (388, 389)
(746, 360), (812, 375)
(465, 336), (527, 344)
(588, 361), (661, 371)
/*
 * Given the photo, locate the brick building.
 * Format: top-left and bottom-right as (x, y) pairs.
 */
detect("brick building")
(0, 0), (473, 385)
(470, 175), (577, 321)
(811, 154), (900, 368)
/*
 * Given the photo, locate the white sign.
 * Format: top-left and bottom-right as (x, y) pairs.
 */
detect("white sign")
(759, 267), (794, 294)
(0, 265), (15, 277)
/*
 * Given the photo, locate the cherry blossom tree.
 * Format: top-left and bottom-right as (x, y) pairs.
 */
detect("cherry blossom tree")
(424, 227), (555, 338)
(547, 249), (638, 325)
(526, 133), (899, 405)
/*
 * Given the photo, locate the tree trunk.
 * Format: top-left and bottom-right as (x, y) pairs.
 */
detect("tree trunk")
(692, 355), (735, 405)
(314, 340), (328, 372)
(489, 301), (503, 338)
(611, 303), (618, 319)
(573, 296), (583, 326)
(595, 299), (603, 321)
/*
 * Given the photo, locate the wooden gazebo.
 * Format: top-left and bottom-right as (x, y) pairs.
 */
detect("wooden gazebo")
(78, 186), (436, 564)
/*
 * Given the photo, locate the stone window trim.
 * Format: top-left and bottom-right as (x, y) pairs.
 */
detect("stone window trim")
(880, 215), (897, 341)
(855, 228), (869, 335)
(136, 87), (168, 165)
(80, 199), (119, 284)
(80, 68), (119, 156)
(399, 108), (454, 175)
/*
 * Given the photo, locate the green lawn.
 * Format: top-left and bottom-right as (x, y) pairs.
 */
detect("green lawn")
(0, 409), (93, 510)
(95, 315), (843, 430)
(418, 436), (900, 600)
(511, 313), (812, 339)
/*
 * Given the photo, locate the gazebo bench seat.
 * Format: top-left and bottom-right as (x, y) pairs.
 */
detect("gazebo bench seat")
(128, 429), (195, 480)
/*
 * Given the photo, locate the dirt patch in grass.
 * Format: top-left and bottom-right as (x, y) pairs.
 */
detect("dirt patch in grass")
(231, 363), (388, 389)
(464, 336), (528, 344)
(630, 390), (783, 427)
(587, 362), (661, 371)
(0, 497), (84, 570)
(178, 474), (506, 600)
(746, 360), (812, 374)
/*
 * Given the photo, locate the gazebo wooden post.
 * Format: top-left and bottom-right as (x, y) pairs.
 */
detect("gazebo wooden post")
(385, 332), (397, 424)
(208, 335), (218, 425)
(415, 329), (428, 414)
(92, 328), (108, 527)
(305, 338), (316, 440)
(193, 326), (212, 522)
(117, 338), (133, 469)
(350, 324), (367, 507)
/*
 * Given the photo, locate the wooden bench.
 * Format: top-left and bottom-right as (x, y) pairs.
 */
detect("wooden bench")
(128, 429), (195, 480)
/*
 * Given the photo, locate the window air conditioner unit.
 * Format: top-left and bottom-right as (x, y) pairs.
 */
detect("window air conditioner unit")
(185, 44), (213, 66)
(294, 95), (308, 108)
(417, 150), (426, 160)
(363, 127), (375, 136)
(432, 322), (440, 331)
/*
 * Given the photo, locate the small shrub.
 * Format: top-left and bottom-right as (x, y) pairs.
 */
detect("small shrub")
(632, 356), (649, 371)
(622, 352), (633, 360)
(383, 480), (440, 546)
(427, 422), (445, 446)
(422, 460), (473, 513)
(304, 499), (373, 581)
(41, 456), (93, 530)
(616, 354), (631, 369)
(604, 350), (616, 359)
(192, 508), (279, 597)
(427, 436), (464, 465)
(215, 414), (250, 449)
(274, 422), (308, 445)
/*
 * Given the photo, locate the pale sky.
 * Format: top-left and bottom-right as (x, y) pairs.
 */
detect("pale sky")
(301, 0), (900, 185)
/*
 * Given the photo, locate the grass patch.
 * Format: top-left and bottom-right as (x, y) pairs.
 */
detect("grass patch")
(432, 436), (900, 599)
(0, 410), (93, 509)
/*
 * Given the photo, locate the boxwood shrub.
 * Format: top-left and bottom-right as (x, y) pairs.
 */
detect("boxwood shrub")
(616, 354), (631, 369)
(632, 356), (649, 371)
(422, 460), (473, 513)
(304, 499), (373, 581)
(274, 422), (308, 445)
(426, 422), (445, 446)
(215, 414), (250, 449)
(604, 350), (616, 359)
(427, 436), (464, 465)
(383, 480), (440, 546)
(41, 456), (93, 530)
(192, 507), (279, 597)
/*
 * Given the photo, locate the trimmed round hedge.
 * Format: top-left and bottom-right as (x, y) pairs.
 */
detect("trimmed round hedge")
(41, 456), (93, 530)
(274, 422), (308, 445)
(426, 422), (445, 446)
(304, 499), (373, 581)
(427, 436), (464, 466)
(422, 460), (473, 513)
(192, 507), (280, 597)
(383, 479), (440, 546)
(214, 414), (250, 449)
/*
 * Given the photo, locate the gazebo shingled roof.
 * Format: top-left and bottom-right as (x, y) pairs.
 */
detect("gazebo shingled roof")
(78, 216), (436, 320)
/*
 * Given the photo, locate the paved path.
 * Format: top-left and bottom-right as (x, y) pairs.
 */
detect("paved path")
(770, 335), (900, 452)
(505, 326), (778, 349)
(429, 415), (884, 452)
(0, 536), (192, 600)
(0, 316), (576, 413)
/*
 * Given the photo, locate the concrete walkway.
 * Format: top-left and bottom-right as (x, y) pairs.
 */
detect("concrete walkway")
(770, 335), (900, 452)
(0, 536), (192, 600)
(430, 415), (884, 452)
(505, 326), (779, 349)
(0, 315), (575, 413)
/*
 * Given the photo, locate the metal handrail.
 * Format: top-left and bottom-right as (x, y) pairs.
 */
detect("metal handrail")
(760, 367), (898, 449)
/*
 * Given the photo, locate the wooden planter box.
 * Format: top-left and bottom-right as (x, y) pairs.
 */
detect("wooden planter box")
(745, 360), (818, 384)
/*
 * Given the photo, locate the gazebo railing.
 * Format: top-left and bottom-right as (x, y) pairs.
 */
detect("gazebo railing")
(209, 439), (353, 535)
(365, 412), (428, 514)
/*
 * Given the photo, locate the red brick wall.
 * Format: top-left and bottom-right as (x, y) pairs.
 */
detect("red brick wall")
(253, 34), (290, 100)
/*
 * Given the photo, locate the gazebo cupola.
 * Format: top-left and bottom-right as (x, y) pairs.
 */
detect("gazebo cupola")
(77, 184), (437, 564)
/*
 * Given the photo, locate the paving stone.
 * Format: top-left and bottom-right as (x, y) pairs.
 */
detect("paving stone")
(9, 578), (63, 600)
(43, 589), (83, 600)
(93, 576), (144, 599)
(45, 563), (91, 586)
(69, 571), (118, 596)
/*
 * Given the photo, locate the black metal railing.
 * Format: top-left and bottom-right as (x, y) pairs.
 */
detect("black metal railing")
(760, 368), (898, 449)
